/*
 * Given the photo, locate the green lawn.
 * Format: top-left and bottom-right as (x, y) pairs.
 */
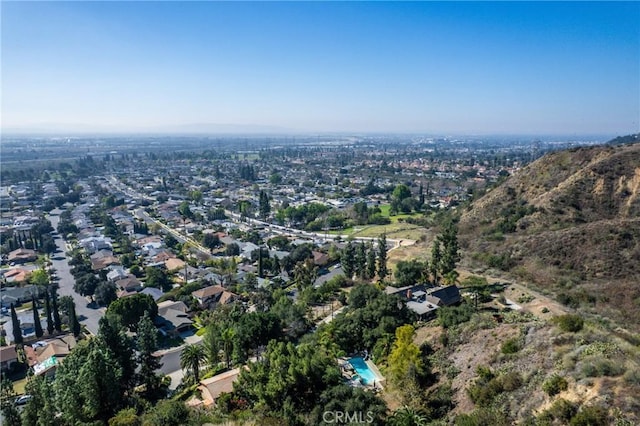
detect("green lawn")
(13, 378), (27, 395)
(328, 223), (423, 240)
(378, 204), (421, 223)
(327, 205), (424, 239)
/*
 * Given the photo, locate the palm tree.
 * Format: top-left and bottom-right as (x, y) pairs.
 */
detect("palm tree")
(180, 344), (206, 384)
(387, 406), (429, 426)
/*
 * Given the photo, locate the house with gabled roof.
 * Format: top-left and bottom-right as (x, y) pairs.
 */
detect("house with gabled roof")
(0, 345), (19, 372)
(386, 284), (462, 320)
(164, 257), (186, 272)
(115, 275), (143, 292)
(192, 285), (238, 309)
(8, 248), (37, 264)
(155, 300), (193, 336)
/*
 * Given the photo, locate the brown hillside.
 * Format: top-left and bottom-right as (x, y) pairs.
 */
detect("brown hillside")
(459, 142), (640, 330)
(462, 142), (640, 233)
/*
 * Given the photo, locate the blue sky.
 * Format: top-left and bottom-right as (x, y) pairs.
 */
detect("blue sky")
(2, 1), (639, 135)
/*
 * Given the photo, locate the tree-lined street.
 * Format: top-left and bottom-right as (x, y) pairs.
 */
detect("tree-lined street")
(47, 210), (103, 335)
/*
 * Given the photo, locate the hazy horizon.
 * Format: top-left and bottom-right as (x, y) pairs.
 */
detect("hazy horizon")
(2, 2), (639, 136)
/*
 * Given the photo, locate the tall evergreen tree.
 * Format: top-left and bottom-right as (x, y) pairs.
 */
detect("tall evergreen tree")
(98, 317), (136, 395)
(355, 242), (367, 279)
(44, 290), (54, 335)
(68, 301), (81, 337)
(0, 377), (21, 425)
(32, 296), (44, 338)
(55, 339), (123, 424)
(342, 241), (355, 279)
(366, 242), (377, 280)
(203, 324), (221, 367)
(136, 312), (163, 401)
(272, 254), (281, 275)
(10, 304), (22, 345)
(258, 190), (271, 219)
(439, 220), (460, 277)
(430, 239), (442, 284)
(377, 234), (388, 281)
(51, 287), (62, 332)
(257, 247), (264, 278)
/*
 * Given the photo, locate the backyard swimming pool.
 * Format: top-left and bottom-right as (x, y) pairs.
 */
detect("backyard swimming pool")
(348, 356), (379, 385)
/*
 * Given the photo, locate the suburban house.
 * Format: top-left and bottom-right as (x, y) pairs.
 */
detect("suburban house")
(0, 345), (19, 372)
(106, 266), (129, 282)
(164, 257), (186, 272)
(30, 335), (77, 377)
(194, 367), (244, 407)
(2, 267), (32, 284)
(78, 236), (113, 254)
(155, 300), (193, 336)
(7, 248), (37, 264)
(386, 284), (462, 320)
(90, 250), (120, 271)
(425, 285), (462, 307)
(115, 275), (143, 292)
(191, 285), (238, 309)
(1, 285), (40, 307)
(312, 250), (330, 266)
(140, 286), (164, 301)
(175, 265), (200, 283)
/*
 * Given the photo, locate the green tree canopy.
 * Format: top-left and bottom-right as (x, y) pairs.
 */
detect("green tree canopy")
(54, 339), (124, 424)
(97, 316), (137, 395)
(144, 267), (172, 292)
(394, 259), (428, 287)
(106, 293), (158, 331)
(234, 341), (342, 423)
(309, 384), (388, 426)
(392, 184), (412, 201)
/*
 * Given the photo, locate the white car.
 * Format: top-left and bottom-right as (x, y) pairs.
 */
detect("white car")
(15, 395), (32, 405)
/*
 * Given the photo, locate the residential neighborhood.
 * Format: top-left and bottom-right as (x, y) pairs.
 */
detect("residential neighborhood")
(1, 133), (628, 425)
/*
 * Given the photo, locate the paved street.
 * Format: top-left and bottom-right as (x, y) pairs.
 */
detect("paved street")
(156, 334), (203, 389)
(47, 210), (103, 335)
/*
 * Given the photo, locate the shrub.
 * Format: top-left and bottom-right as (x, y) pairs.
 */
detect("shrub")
(623, 368), (640, 385)
(501, 337), (521, 354)
(467, 369), (522, 406)
(580, 358), (625, 377)
(455, 408), (510, 426)
(542, 374), (568, 396)
(517, 294), (534, 304)
(569, 405), (608, 426)
(554, 314), (584, 333)
(476, 365), (494, 381)
(541, 307), (549, 313)
(438, 303), (474, 329)
(547, 398), (578, 423)
(499, 372), (523, 391)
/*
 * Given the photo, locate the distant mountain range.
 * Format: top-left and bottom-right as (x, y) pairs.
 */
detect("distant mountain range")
(459, 135), (640, 330)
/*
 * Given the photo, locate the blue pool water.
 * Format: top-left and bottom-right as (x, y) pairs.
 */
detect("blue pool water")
(348, 357), (378, 385)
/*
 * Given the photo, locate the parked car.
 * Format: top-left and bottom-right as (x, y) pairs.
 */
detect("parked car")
(15, 395), (32, 405)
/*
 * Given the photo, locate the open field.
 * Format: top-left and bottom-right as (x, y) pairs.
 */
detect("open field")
(329, 204), (427, 239)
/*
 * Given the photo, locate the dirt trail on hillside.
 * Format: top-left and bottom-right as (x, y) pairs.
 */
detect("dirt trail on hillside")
(457, 268), (569, 319)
